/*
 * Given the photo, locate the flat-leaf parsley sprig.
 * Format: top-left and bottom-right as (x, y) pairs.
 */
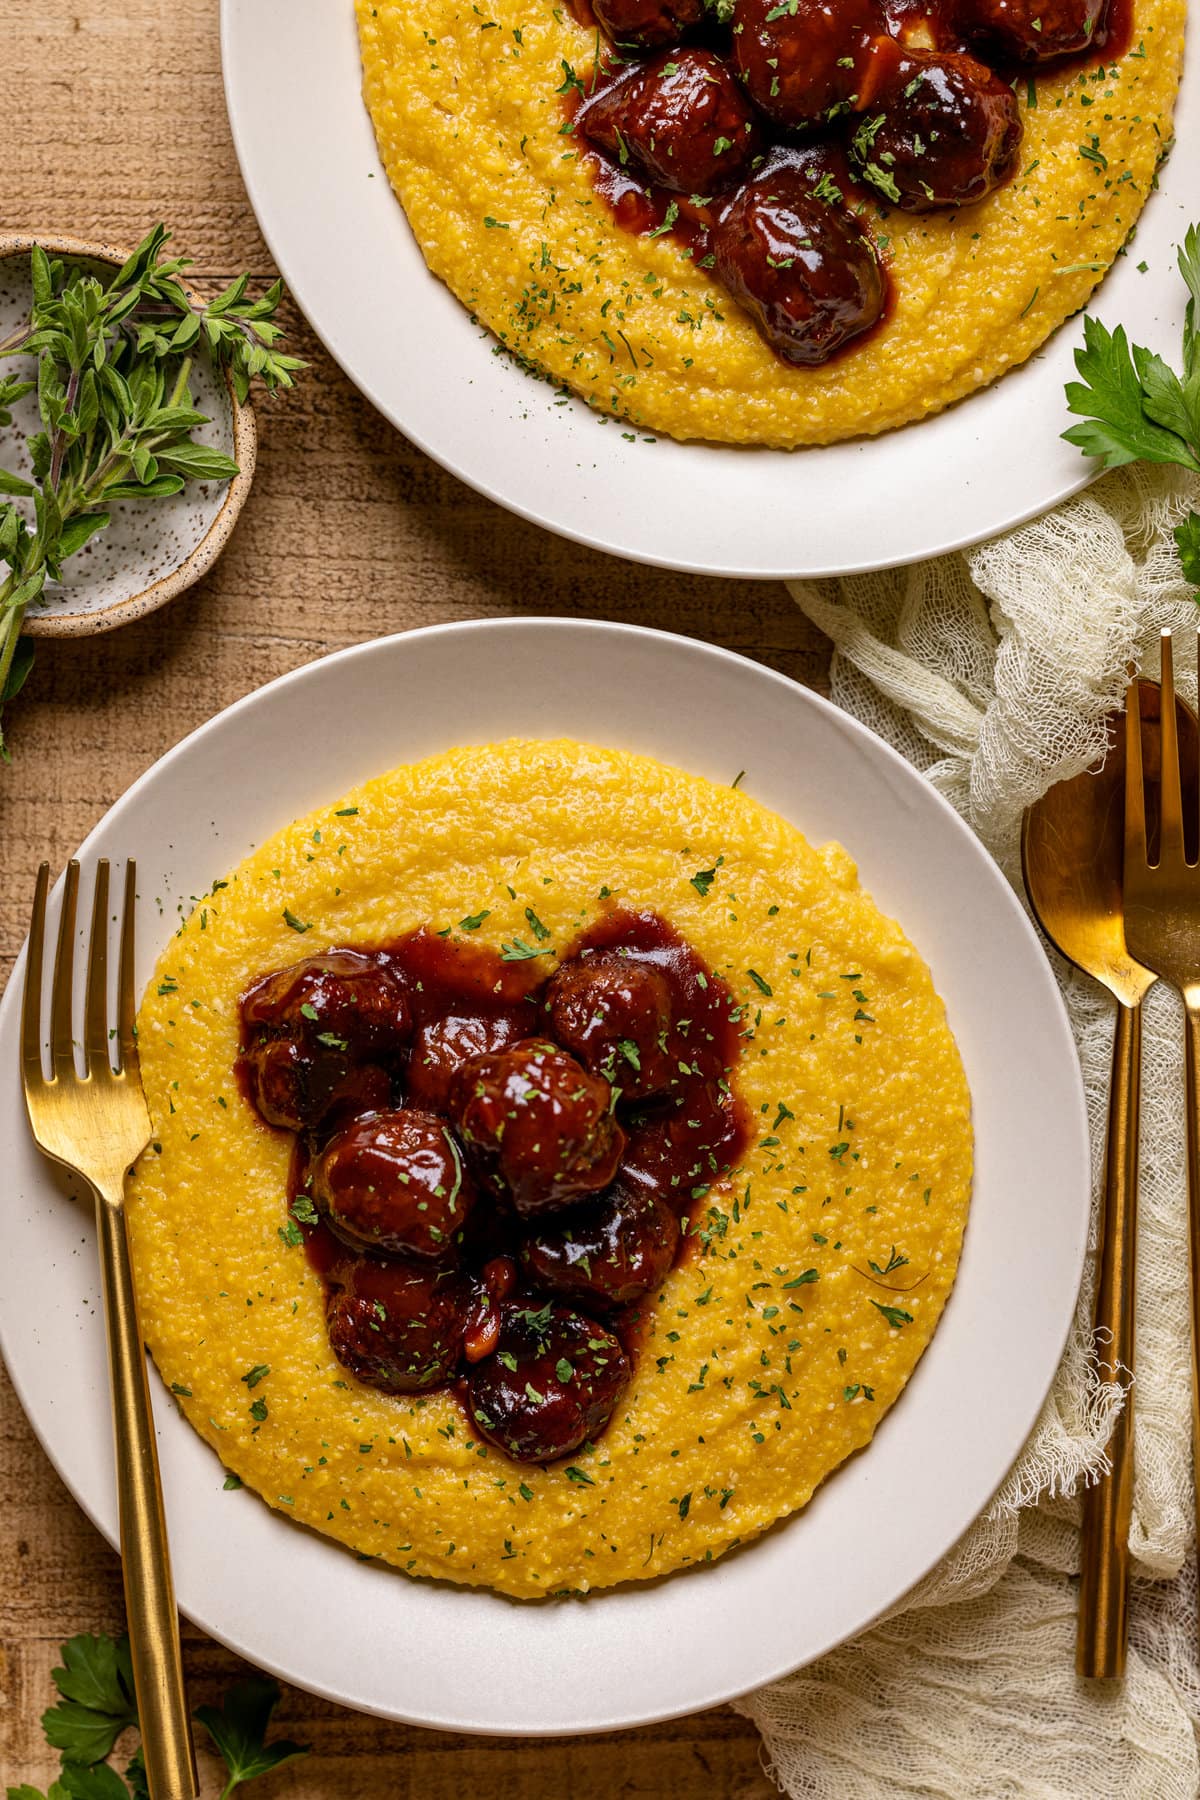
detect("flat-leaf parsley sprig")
(0, 225), (305, 759)
(7, 1628), (309, 1800)
(1062, 224), (1200, 594)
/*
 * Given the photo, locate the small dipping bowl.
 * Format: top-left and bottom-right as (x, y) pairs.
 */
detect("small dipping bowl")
(0, 233), (257, 637)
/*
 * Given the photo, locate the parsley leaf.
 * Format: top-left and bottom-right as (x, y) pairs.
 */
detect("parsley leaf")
(57, 1768), (131, 1800)
(1175, 510), (1200, 595)
(872, 1300), (913, 1328)
(40, 1635), (137, 1767)
(194, 1678), (309, 1796)
(500, 936), (553, 961)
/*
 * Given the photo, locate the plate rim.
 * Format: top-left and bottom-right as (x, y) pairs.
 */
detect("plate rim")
(0, 618), (1090, 1733)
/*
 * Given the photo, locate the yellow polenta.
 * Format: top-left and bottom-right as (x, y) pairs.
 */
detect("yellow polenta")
(354, 0), (1183, 447)
(127, 740), (972, 1597)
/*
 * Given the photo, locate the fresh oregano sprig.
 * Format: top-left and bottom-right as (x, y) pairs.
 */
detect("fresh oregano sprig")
(1062, 223), (1200, 594)
(0, 225), (305, 758)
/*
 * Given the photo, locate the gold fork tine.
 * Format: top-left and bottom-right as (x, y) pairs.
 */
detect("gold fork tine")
(1160, 632), (1186, 867)
(118, 860), (138, 1078)
(85, 860), (111, 1075)
(22, 863), (49, 1093)
(51, 860), (80, 1082)
(1125, 675), (1148, 870)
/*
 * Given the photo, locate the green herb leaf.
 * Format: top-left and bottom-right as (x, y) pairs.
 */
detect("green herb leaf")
(1063, 315), (1200, 471)
(500, 936), (553, 961)
(40, 1635), (138, 1767)
(1176, 510), (1200, 594)
(194, 1678), (309, 1796)
(0, 226), (303, 761)
(57, 1766), (131, 1800)
(871, 1300), (913, 1328)
(282, 909), (311, 933)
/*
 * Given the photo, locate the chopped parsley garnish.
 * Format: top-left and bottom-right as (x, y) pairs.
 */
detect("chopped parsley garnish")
(524, 905), (552, 941)
(872, 1301), (913, 1329)
(500, 936), (554, 961)
(690, 858), (723, 896)
(282, 908), (312, 933)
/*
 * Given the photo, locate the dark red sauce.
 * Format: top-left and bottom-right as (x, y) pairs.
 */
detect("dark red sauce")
(239, 909), (750, 1463)
(564, 0), (1133, 366)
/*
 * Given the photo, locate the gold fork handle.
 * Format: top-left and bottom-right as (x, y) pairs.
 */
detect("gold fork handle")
(1185, 1002), (1200, 1624)
(93, 1184), (198, 1800)
(1077, 996), (1141, 1679)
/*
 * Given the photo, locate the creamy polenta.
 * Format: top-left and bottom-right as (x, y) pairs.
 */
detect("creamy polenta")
(354, 0), (1183, 447)
(127, 740), (972, 1596)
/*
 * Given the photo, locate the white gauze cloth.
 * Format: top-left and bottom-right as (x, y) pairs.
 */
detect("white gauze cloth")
(735, 464), (1200, 1798)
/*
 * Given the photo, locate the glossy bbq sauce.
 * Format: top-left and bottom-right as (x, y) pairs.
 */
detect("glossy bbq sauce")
(239, 909), (750, 1455)
(564, 0), (1131, 363)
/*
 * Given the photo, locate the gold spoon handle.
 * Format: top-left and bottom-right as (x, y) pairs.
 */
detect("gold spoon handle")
(94, 1183), (198, 1799)
(1077, 996), (1140, 1679)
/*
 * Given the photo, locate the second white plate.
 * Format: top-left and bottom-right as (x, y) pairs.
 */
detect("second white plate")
(0, 621), (1087, 1734)
(220, 0), (1195, 578)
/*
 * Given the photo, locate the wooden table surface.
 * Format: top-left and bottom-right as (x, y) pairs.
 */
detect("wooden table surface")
(0, 2), (828, 1791)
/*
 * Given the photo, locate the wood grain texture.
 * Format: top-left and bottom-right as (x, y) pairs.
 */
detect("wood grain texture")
(0, 1), (828, 1791)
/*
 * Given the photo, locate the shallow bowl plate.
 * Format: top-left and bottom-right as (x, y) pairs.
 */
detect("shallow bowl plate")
(219, 0), (1195, 579)
(0, 620), (1087, 1734)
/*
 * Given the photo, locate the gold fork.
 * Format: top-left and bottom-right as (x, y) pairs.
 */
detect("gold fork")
(1123, 631), (1200, 1621)
(22, 859), (197, 1800)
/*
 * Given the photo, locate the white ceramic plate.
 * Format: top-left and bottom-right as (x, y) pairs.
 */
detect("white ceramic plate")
(0, 620), (1087, 1734)
(220, 0), (1195, 579)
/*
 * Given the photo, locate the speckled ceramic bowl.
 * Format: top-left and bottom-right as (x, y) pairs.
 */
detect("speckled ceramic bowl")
(0, 234), (256, 637)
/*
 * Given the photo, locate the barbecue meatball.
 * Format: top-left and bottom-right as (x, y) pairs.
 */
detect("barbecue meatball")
(521, 1183), (680, 1310)
(239, 950), (411, 1131)
(621, 1075), (742, 1203)
(954, 0), (1107, 61)
(311, 1108), (476, 1261)
(592, 0), (704, 48)
(711, 167), (887, 365)
(732, 0), (884, 129)
(453, 1039), (625, 1216)
(325, 1256), (469, 1393)
(465, 1302), (631, 1461)
(851, 41), (1022, 208)
(578, 51), (760, 194)
(406, 1007), (535, 1114)
(546, 950), (674, 1099)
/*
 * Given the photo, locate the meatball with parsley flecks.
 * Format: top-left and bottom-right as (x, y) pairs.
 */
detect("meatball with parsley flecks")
(311, 1106), (476, 1260)
(732, 0), (885, 130)
(325, 1255), (470, 1393)
(521, 1181), (680, 1310)
(453, 1038), (625, 1216)
(851, 40), (1022, 210)
(239, 950), (411, 1131)
(465, 1301), (631, 1461)
(578, 50), (761, 195)
(593, 0), (705, 48)
(954, 0), (1108, 62)
(712, 166), (887, 365)
(545, 948), (675, 1098)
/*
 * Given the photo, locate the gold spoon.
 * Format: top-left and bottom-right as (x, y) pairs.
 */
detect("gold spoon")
(1022, 682), (1197, 1679)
